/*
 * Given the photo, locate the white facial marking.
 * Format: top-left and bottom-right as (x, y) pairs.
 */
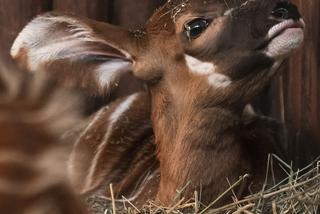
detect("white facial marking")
(96, 60), (132, 89)
(208, 73), (232, 88)
(185, 54), (216, 75)
(185, 55), (231, 88)
(83, 94), (138, 191)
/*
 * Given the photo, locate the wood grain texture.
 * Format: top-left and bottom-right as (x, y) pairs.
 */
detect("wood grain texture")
(0, 0), (52, 53)
(272, 0), (320, 166)
(53, 0), (112, 22)
(113, 0), (165, 28)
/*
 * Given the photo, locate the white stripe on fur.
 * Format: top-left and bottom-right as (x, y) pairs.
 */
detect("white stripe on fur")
(83, 93), (138, 191)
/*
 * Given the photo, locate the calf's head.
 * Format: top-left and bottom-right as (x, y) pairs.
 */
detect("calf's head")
(136, 0), (304, 109)
(11, 0), (304, 106)
(134, 0), (305, 145)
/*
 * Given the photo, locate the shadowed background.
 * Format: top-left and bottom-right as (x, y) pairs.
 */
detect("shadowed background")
(0, 0), (318, 166)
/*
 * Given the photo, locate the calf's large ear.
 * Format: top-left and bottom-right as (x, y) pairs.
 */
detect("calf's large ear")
(11, 12), (142, 97)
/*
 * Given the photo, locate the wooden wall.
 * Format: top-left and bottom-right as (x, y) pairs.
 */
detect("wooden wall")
(272, 0), (320, 166)
(0, 0), (319, 166)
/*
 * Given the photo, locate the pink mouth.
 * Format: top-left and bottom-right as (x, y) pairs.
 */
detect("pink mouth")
(267, 18), (305, 41)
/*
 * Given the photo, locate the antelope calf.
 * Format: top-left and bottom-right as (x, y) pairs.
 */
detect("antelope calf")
(11, 0), (304, 208)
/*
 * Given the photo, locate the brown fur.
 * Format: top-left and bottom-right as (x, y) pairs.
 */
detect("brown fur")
(11, 0), (304, 209)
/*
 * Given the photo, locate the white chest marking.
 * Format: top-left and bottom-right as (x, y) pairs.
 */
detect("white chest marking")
(185, 54), (216, 75)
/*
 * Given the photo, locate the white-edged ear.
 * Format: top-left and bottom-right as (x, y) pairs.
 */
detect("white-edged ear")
(11, 12), (139, 96)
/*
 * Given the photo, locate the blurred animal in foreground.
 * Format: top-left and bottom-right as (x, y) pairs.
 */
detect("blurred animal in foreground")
(0, 55), (87, 214)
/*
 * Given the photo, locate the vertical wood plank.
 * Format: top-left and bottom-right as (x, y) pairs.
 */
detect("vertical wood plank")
(53, 0), (112, 22)
(272, 0), (320, 166)
(113, 0), (166, 28)
(53, 0), (166, 27)
(0, 0), (52, 55)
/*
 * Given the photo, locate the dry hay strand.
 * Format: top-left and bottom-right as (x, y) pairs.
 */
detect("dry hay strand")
(206, 155), (320, 214)
(86, 155), (320, 214)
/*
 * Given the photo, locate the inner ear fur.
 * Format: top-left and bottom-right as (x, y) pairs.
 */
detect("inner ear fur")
(11, 12), (143, 101)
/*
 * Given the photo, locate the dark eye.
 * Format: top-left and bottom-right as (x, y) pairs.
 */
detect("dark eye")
(184, 18), (211, 40)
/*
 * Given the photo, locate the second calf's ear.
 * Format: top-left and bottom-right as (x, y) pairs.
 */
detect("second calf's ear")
(11, 12), (140, 96)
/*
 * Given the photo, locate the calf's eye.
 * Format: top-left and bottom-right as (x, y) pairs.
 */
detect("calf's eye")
(184, 18), (211, 40)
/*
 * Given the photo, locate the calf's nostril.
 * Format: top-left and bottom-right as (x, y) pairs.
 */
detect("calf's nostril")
(271, 2), (301, 21)
(271, 8), (289, 20)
